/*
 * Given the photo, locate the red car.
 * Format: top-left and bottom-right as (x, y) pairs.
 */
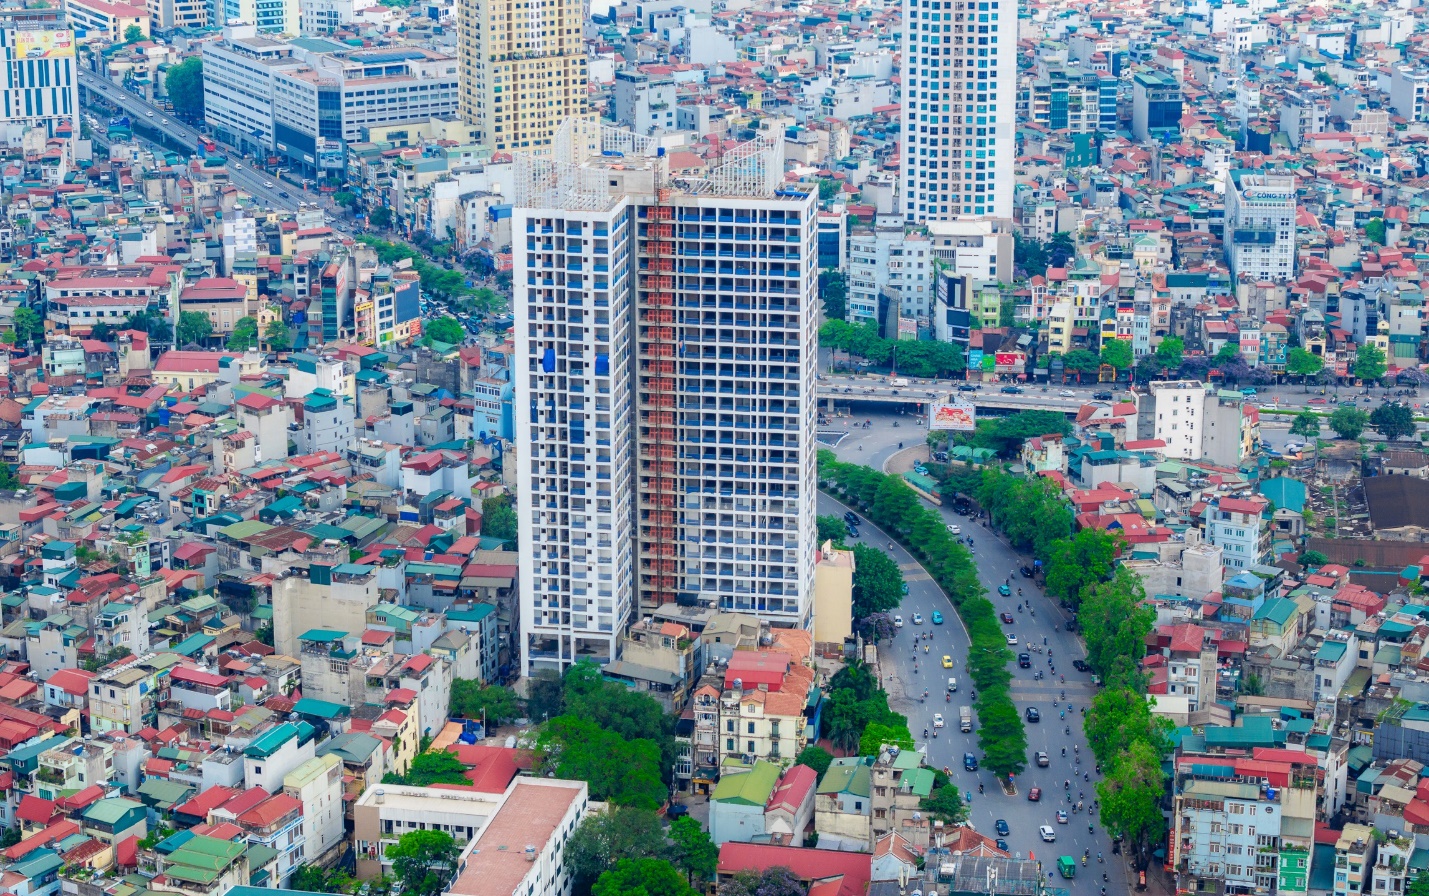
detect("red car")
(1308, 398), (1327, 404)
(1028, 787), (1041, 802)
(1000, 612), (1015, 624)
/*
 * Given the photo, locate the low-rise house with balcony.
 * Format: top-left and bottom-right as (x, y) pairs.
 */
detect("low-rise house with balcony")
(151, 834), (250, 896)
(79, 797), (146, 845)
(814, 756), (873, 851)
(709, 760), (780, 846)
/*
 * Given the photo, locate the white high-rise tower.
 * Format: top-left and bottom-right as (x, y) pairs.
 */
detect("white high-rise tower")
(901, 0), (1017, 223)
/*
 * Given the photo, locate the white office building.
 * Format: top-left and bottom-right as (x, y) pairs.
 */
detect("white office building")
(0, 8), (79, 145)
(1226, 170), (1296, 283)
(901, 0), (1017, 222)
(514, 122), (817, 676)
(847, 217), (934, 324)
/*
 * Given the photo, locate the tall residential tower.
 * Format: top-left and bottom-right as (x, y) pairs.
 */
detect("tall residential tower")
(457, 0), (588, 152)
(901, 0), (1017, 222)
(514, 122), (817, 675)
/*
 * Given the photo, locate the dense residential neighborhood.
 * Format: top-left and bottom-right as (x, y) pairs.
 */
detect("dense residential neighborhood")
(0, 0), (1428, 894)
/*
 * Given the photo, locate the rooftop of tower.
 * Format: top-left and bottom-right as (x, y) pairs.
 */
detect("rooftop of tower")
(513, 119), (807, 212)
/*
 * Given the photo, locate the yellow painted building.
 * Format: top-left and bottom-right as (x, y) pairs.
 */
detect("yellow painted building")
(456, 0), (589, 151)
(813, 540), (854, 648)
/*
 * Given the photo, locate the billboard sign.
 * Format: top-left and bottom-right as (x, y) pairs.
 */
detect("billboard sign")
(995, 352), (1021, 367)
(15, 29), (74, 60)
(930, 401), (977, 432)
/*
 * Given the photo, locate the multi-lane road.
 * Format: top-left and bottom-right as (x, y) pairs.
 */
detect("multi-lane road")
(822, 413), (1128, 891)
(77, 72), (323, 215)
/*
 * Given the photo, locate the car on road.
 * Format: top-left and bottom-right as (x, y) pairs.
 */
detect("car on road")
(846, 524), (859, 538)
(932, 713), (945, 729)
(145, 111), (154, 117)
(957, 384), (976, 392)
(233, 163), (242, 169)
(995, 819), (1010, 837)
(279, 190), (290, 198)
(1056, 810), (1069, 824)
(963, 752), (978, 771)
(1241, 388), (1258, 398)
(946, 524), (962, 535)
(931, 611), (943, 624)
(997, 584), (1011, 596)
(1040, 825), (1057, 842)
(995, 838), (1009, 852)
(1072, 659), (1090, 672)
(1018, 653), (1031, 668)
(900, 582), (909, 595)
(1308, 397), (1327, 404)
(1028, 787), (1041, 801)
(941, 655), (953, 669)
(912, 613), (923, 625)
(1059, 389), (1076, 397)
(263, 181), (274, 188)
(160, 118), (168, 124)
(844, 511), (860, 525)
(947, 677), (957, 692)
(1000, 385), (1024, 394)
(1035, 751), (1050, 767)
(934, 451), (950, 462)
(1001, 612), (1015, 624)
(1006, 633), (1018, 646)
(1020, 565), (1034, 577)
(667, 803), (689, 819)
(1092, 391), (1113, 400)
(1025, 706), (1040, 723)
(893, 615), (903, 628)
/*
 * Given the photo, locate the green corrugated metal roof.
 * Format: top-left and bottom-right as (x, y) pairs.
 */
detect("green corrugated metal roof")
(293, 698), (348, 719)
(219, 519), (273, 540)
(711, 759), (781, 805)
(298, 629), (346, 643)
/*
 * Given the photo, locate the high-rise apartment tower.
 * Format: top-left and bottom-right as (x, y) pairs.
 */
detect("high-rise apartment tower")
(514, 122), (817, 676)
(901, 0), (1017, 222)
(457, 0), (588, 152)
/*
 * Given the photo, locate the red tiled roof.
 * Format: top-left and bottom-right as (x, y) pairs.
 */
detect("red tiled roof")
(717, 844), (871, 896)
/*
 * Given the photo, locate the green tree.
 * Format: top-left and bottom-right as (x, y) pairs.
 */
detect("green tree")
(1084, 688), (1170, 764)
(1290, 411), (1322, 439)
(563, 807), (669, 894)
(226, 316), (259, 351)
(11, 306), (41, 346)
(1329, 405), (1369, 440)
(124, 23), (144, 41)
(265, 317), (292, 351)
(816, 515), (848, 546)
(1061, 349), (1101, 383)
(0, 464), (18, 491)
(1100, 338), (1133, 371)
(91, 321), (115, 342)
(1370, 401), (1416, 441)
(860, 721), (914, 756)
(0, 826), (19, 849)
(1013, 232), (1048, 275)
(1154, 336), (1184, 374)
(425, 316), (465, 345)
(977, 698), (1028, 779)
(921, 782), (968, 825)
(176, 310), (212, 346)
(850, 543), (904, 618)
(535, 717), (667, 808)
(793, 745), (833, 778)
(1365, 217), (1388, 246)
(386, 830), (460, 896)
(818, 178), (840, 201)
(334, 191), (358, 208)
(1240, 673), (1265, 697)
(369, 206), (393, 228)
(1354, 343), (1388, 385)
(1298, 550), (1329, 568)
(1047, 231), (1075, 266)
(818, 270), (847, 321)
(382, 750), (471, 787)
(290, 866), (338, 893)
(166, 56), (204, 121)
(1043, 528), (1121, 610)
(1097, 740), (1167, 870)
(481, 494), (518, 542)
(1080, 568), (1154, 689)
(527, 671), (565, 722)
(593, 858), (697, 896)
(1410, 872), (1429, 896)
(1285, 347), (1325, 390)
(449, 680), (521, 725)
(668, 817), (718, 887)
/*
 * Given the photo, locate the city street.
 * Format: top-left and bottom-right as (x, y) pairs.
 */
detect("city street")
(78, 73), (323, 215)
(822, 428), (1130, 891)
